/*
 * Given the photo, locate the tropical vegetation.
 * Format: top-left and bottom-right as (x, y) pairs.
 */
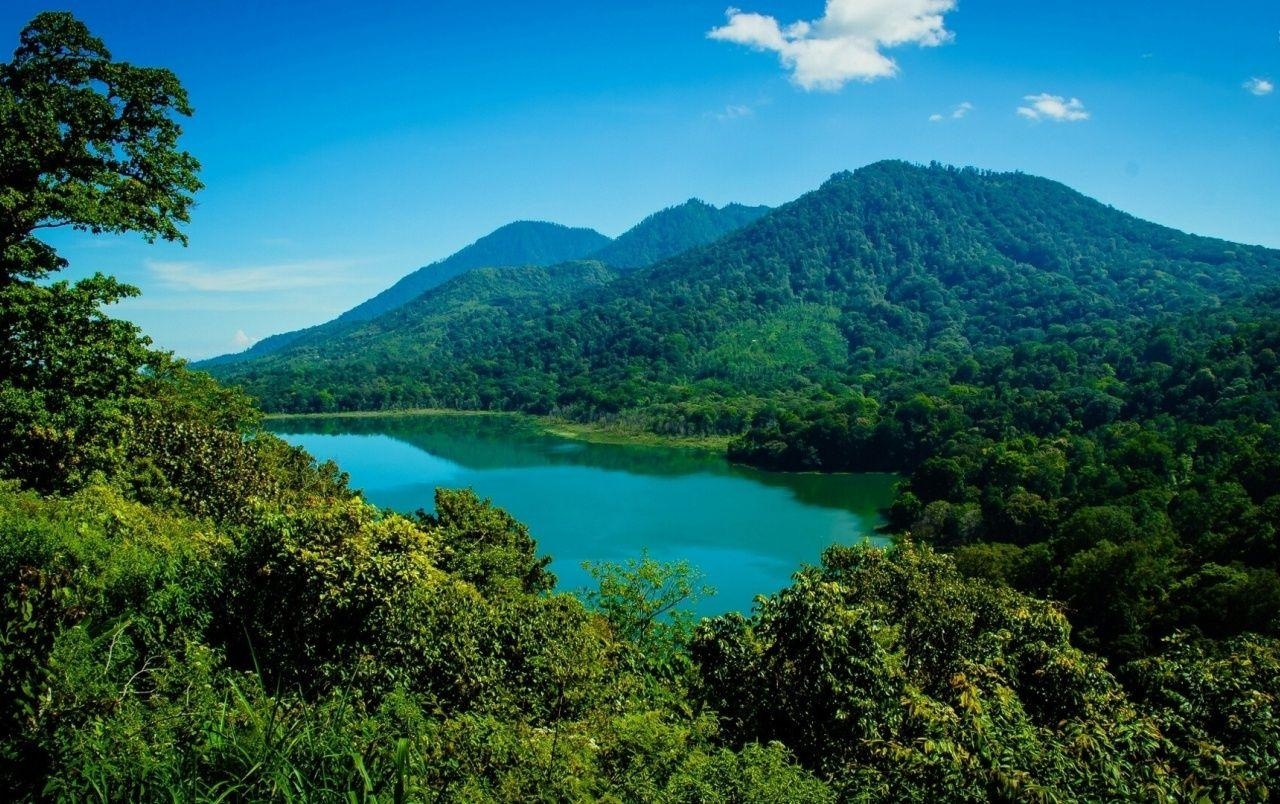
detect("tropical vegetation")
(3, 11), (1279, 802)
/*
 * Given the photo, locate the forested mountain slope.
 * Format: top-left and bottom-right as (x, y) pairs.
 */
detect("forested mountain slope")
(199, 220), (610, 366)
(337, 220), (611, 324)
(203, 198), (772, 368)
(241, 260), (619, 412)
(591, 198), (771, 270)
(214, 160), (1280, 415)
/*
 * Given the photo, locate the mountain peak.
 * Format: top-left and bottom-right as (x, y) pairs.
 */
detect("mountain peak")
(591, 198), (770, 270)
(326, 221), (609, 325)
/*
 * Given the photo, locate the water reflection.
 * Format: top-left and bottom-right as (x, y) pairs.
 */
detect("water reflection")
(267, 413), (897, 615)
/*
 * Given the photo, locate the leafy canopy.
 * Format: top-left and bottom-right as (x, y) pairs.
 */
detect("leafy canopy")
(0, 11), (201, 280)
(0, 12), (203, 492)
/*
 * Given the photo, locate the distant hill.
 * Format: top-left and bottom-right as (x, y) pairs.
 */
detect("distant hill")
(335, 221), (611, 325)
(211, 161), (1280, 414)
(198, 221), (610, 366)
(201, 199), (772, 368)
(590, 199), (770, 270)
(219, 261), (618, 411)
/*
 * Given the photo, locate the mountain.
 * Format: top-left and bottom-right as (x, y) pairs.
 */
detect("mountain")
(201, 198), (771, 368)
(198, 221), (610, 366)
(212, 160), (1280, 416)
(240, 260), (617, 411)
(335, 221), (611, 325)
(590, 199), (770, 270)
(209, 158), (1280, 666)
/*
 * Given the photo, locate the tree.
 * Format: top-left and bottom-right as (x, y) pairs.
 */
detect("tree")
(1, 11), (201, 280)
(0, 12), (201, 491)
(416, 487), (556, 596)
(0, 273), (151, 490)
(583, 551), (713, 673)
(689, 543), (1174, 800)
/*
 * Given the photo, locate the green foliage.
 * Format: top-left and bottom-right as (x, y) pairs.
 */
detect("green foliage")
(691, 542), (1180, 800)
(139, 351), (263, 432)
(217, 261), (619, 412)
(0, 274), (153, 491)
(0, 11), (201, 280)
(0, 483), (230, 797)
(0, 476), (832, 801)
(0, 11), (201, 493)
(592, 198), (771, 271)
(583, 551), (714, 676)
(1127, 634), (1280, 800)
(417, 487), (554, 596)
(222, 494), (444, 693)
(700, 304), (848, 389)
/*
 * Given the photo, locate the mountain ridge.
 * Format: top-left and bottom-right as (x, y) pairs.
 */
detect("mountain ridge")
(197, 220), (610, 367)
(210, 160), (1280, 416)
(199, 199), (770, 367)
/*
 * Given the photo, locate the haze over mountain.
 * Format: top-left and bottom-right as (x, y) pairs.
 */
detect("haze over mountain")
(201, 200), (770, 366)
(212, 160), (1280, 414)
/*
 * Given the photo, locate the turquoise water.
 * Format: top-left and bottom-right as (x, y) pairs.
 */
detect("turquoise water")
(266, 414), (897, 615)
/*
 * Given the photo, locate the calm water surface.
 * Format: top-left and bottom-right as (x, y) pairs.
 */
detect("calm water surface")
(267, 414), (896, 615)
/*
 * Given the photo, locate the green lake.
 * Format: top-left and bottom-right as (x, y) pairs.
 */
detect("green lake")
(266, 414), (897, 615)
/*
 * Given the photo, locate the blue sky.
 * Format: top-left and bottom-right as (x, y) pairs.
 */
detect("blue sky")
(4, 1), (1277, 359)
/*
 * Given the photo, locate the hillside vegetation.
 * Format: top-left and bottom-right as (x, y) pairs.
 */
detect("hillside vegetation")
(592, 199), (771, 270)
(4, 13), (1280, 802)
(216, 161), (1280, 418)
(202, 197), (770, 367)
(199, 221), (611, 366)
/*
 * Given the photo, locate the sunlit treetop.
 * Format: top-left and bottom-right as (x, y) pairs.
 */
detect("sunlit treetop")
(0, 11), (201, 280)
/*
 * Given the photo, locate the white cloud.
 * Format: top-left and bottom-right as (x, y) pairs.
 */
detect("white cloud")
(713, 103), (755, 120)
(231, 329), (256, 349)
(1017, 93), (1090, 123)
(708, 0), (957, 91)
(1244, 77), (1274, 96)
(147, 258), (363, 293)
(930, 100), (972, 121)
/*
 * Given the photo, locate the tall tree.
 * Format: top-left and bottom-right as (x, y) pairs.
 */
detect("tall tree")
(0, 11), (201, 280)
(0, 12), (201, 490)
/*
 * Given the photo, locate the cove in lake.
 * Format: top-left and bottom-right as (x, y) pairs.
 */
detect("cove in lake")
(267, 414), (897, 616)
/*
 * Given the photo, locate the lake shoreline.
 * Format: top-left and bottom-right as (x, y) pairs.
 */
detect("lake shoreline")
(263, 407), (732, 455)
(267, 415), (898, 616)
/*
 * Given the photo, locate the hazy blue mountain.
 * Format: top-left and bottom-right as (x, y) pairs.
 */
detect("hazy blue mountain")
(198, 221), (609, 366)
(589, 199), (770, 270)
(199, 197), (774, 369)
(335, 221), (611, 325)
